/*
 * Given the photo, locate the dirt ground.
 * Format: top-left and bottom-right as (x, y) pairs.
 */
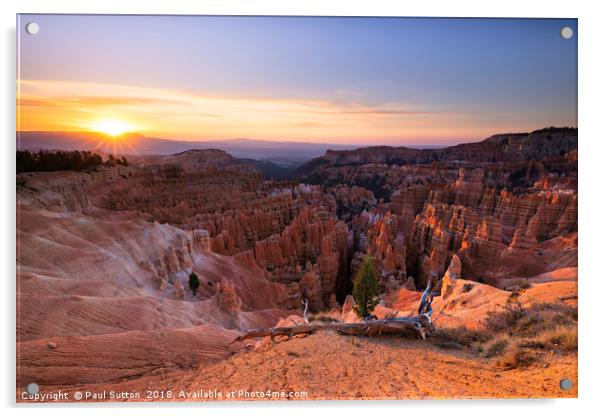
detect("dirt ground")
(18, 330), (577, 403)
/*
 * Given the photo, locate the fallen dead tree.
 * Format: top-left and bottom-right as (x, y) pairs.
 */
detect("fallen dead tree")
(232, 315), (434, 343)
(232, 279), (437, 343)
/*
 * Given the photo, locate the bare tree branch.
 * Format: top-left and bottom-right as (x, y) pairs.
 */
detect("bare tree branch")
(231, 315), (433, 343)
(301, 298), (309, 324)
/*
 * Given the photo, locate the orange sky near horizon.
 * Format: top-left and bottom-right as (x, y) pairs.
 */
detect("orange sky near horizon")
(17, 79), (533, 145)
(17, 16), (578, 146)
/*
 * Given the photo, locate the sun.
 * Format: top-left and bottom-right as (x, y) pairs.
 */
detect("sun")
(90, 119), (134, 137)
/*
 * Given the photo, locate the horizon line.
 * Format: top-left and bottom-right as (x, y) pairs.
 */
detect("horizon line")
(16, 129), (479, 149)
(17, 127), (578, 150)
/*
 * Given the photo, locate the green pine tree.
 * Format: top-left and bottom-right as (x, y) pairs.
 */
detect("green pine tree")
(352, 256), (380, 319)
(188, 271), (200, 296)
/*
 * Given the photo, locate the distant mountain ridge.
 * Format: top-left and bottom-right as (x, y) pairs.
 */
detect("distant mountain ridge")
(17, 128), (577, 179)
(295, 127), (577, 179)
(16, 131), (355, 167)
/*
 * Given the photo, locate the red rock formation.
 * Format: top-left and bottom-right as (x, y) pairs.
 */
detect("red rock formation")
(192, 229), (211, 252)
(297, 128), (577, 200)
(317, 236), (339, 297)
(397, 179), (579, 288)
(299, 263), (323, 311)
(173, 279), (185, 300)
(441, 254), (461, 302)
(389, 183), (431, 235)
(16, 129), (579, 392)
(501, 226), (538, 258)
(216, 282), (242, 314)
(329, 185), (377, 220)
(249, 204), (350, 305)
(454, 168), (484, 207)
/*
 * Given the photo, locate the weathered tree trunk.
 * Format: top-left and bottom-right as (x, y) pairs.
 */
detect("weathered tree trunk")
(232, 316), (434, 343)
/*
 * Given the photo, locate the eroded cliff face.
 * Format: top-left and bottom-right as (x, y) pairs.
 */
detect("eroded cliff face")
(18, 129), (578, 326)
(353, 181), (577, 293)
(16, 129), (578, 389)
(17, 149), (352, 323)
(297, 128), (577, 200)
(406, 186), (577, 288)
(297, 128), (578, 293)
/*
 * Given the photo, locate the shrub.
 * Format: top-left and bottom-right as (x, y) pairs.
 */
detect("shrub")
(352, 256), (379, 319)
(524, 326), (578, 351)
(188, 271), (200, 296)
(496, 344), (535, 369)
(511, 303), (577, 338)
(530, 302), (578, 320)
(462, 283), (474, 293)
(435, 299), (579, 365)
(484, 338), (510, 358)
(431, 326), (491, 349)
(308, 314), (340, 323)
(484, 289), (526, 332)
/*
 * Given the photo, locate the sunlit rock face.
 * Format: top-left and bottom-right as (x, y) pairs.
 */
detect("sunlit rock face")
(441, 254), (461, 302)
(16, 129), (578, 389)
(297, 127), (577, 291)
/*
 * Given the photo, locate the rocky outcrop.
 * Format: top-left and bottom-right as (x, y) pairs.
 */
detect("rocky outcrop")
(298, 128), (577, 176)
(341, 295), (360, 322)
(501, 226), (538, 258)
(173, 279), (185, 300)
(329, 185), (377, 220)
(156, 149), (257, 174)
(192, 229), (211, 252)
(251, 205), (351, 307)
(351, 211), (408, 286)
(296, 128), (577, 193)
(17, 130), (578, 322)
(441, 254), (461, 301)
(389, 183), (431, 235)
(317, 236), (339, 297)
(16, 128), (579, 393)
(453, 168), (484, 207)
(216, 282), (242, 314)
(299, 264), (323, 310)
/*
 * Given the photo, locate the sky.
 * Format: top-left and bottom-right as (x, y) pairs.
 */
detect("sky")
(17, 15), (577, 146)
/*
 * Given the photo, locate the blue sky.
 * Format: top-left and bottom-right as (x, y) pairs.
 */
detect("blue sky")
(17, 15), (577, 145)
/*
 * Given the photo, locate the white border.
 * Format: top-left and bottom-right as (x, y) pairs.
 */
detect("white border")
(2, 1), (600, 415)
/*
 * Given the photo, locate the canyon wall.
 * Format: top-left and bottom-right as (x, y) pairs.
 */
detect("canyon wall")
(16, 128), (578, 389)
(19, 129), (577, 320)
(297, 127), (578, 292)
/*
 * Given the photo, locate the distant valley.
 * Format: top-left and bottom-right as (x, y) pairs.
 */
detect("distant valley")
(17, 131), (359, 169)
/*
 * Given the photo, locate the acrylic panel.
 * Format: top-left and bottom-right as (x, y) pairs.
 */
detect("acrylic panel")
(16, 14), (578, 403)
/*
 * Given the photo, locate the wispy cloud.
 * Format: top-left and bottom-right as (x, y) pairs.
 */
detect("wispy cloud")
(17, 79), (489, 144)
